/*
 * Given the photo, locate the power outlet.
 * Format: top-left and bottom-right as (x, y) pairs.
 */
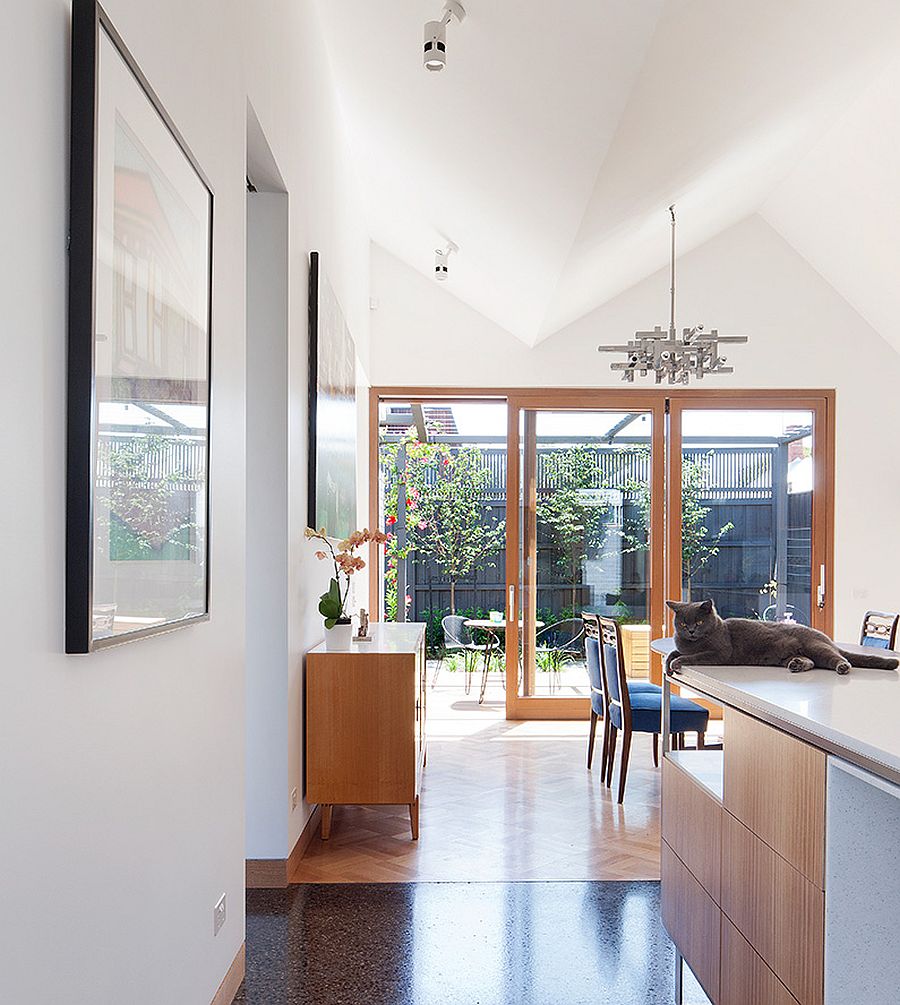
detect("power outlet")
(291, 787), (299, 811)
(213, 893), (226, 937)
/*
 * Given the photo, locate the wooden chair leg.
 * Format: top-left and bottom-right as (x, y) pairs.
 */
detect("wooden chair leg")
(587, 710), (598, 768)
(606, 726), (618, 787)
(697, 731), (706, 750)
(617, 728), (633, 804)
(599, 715), (611, 783)
(652, 732), (659, 768)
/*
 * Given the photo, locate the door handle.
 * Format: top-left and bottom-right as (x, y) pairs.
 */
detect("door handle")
(817, 565), (826, 609)
(508, 584), (515, 622)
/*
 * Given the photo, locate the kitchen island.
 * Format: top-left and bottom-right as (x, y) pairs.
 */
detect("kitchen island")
(659, 658), (900, 1005)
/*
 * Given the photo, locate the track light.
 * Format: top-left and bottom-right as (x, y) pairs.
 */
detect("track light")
(434, 240), (458, 281)
(424, 1), (466, 72)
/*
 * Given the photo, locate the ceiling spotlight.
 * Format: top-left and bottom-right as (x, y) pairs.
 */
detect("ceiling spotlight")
(424, 1), (466, 72)
(434, 240), (458, 281)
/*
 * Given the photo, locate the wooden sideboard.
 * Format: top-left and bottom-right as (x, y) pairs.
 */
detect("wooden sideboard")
(662, 707), (825, 1005)
(306, 622), (427, 840)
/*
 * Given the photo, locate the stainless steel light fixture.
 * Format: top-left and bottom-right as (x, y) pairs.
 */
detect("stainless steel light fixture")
(598, 206), (748, 384)
(424, 1), (466, 71)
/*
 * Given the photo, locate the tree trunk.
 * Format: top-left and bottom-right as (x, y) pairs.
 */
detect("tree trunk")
(450, 580), (456, 616)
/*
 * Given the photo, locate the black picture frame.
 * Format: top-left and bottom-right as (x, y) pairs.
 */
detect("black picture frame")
(307, 251), (358, 541)
(66, 0), (213, 653)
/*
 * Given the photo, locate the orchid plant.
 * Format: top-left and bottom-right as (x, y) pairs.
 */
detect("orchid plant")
(305, 526), (388, 629)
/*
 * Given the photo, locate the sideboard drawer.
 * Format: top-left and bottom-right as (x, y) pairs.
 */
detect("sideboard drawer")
(721, 915), (798, 1005)
(661, 840), (720, 1003)
(723, 708), (825, 888)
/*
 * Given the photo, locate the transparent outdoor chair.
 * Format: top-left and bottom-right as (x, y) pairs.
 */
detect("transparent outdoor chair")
(535, 618), (585, 694)
(441, 615), (501, 695)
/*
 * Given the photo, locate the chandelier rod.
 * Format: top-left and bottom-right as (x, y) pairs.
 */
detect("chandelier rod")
(669, 204), (676, 335)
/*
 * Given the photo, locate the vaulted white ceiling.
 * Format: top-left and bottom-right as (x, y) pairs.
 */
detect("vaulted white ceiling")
(317, 0), (900, 347)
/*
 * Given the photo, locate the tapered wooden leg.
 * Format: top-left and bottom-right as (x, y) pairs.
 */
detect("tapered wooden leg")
(652, 732), (659, 768)
(600, 716), (610, 782)
(409, 797), (420, 840)
(321, 804), (333, 840)
(606, 726), (618, 787)
(617, 728), (633, 804)
(697, 731), (706, 750)
(587, 710), (598, 768)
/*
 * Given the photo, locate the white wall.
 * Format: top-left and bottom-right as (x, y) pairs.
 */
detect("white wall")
(242, 1), (371, 859)
(246, 193), (290, 858)
(368, 215), (900, 640)
(0, 0), (369, 1001)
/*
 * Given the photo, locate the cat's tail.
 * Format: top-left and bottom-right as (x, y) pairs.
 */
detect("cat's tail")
(837, 648), (900, 670)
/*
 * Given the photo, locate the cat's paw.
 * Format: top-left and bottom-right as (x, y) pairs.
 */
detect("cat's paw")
(787, 656), (814, 673)
(835, 660), (851, 675)
(668, 656), (684, 671)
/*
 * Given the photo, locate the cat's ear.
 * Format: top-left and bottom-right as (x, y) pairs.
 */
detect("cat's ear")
(666, 600), (683, 613)
(699, 599), (713, 615)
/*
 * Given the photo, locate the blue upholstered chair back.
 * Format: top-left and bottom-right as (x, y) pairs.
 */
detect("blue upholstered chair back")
(599, 619), (626, 730)
(860, 611), (899, 650)
(585, 637), (605, 717)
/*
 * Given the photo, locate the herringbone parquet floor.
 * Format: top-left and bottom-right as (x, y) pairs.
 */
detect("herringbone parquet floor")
(291, 676), (707, 884)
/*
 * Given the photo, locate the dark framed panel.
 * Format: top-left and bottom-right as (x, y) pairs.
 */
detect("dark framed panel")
(307, 251), (358, 541)
(67, 0), (213, 652)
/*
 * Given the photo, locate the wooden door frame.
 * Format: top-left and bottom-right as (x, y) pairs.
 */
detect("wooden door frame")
(664, 391), (835, 644)
(367, 387), (836, 721)
(504, 390), (666, 720)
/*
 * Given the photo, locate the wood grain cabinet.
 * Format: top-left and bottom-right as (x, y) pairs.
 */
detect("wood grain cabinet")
(306, 623), (426, 840)
(661, 711), (826, 1005)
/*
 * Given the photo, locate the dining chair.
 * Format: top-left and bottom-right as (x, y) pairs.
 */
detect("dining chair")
(441, 615), (500, 695)
(582, 614), (659, 778)
(597, 615), (709, 803)
(536, 618), (585, 693)
(859, 610), (899, 650)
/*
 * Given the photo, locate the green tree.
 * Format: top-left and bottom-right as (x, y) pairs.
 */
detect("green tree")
(380, 433), (505, 616)
(624, 449), (733, 600)
(537, 447), (613, 614)
(405, 445), (505, 615)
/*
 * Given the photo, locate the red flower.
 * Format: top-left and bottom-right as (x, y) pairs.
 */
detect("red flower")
(386, 515), (397, 526)
(406, 498), (412, 506)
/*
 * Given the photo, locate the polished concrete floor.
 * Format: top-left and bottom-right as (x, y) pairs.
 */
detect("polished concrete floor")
(238, 881), (710, 1004)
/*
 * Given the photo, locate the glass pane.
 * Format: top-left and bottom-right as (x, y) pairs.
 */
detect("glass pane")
(377, 401), (508, 695)
(679, 409), (814, 624)
(520, 410), (653, 698)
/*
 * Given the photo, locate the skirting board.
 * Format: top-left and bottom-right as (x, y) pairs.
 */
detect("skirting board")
(210, 943), (244, 1005)
(246, 805), (321, 888)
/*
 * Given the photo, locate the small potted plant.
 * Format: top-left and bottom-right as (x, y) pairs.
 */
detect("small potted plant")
(305, 526), (387, 650)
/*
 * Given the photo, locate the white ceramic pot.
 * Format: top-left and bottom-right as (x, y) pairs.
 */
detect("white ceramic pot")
(325, 621), (353, 651)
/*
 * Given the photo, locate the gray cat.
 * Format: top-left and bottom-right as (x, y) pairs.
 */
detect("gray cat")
(666, 599), (899, 675)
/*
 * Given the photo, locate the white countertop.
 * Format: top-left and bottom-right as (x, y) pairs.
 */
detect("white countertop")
(669, 663), (900, 786)
(310, 621), (425, 655)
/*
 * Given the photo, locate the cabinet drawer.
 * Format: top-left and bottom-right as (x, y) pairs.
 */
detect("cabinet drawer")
(721, 812), (823, 1005)
(661, 841), (720, 1003)
(724, 708), (825, 888)
(661, 757), (722, 902)
(721, 916), (798, 1005)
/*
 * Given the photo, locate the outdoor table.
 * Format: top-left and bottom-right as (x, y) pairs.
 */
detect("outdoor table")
(464, 619), (545, 704)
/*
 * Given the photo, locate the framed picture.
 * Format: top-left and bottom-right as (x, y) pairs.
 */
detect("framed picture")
(66, 0), (213, 652)
(308, 252), (358, 542)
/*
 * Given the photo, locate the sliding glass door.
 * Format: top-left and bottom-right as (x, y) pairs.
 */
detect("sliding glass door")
(667, 396), (833, 637)
(506, 395), (665, 719)
(370, 389), (833, 720)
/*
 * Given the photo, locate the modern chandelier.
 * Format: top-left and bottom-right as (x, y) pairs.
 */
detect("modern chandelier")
(597, 206), (747, 384)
